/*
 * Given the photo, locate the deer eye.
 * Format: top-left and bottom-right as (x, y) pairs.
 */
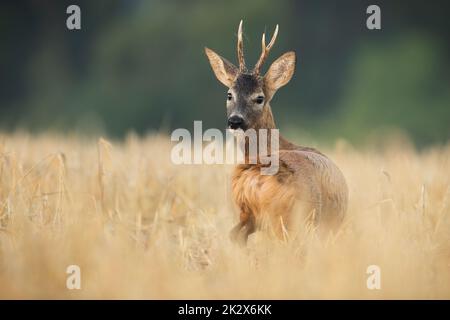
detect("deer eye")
(227, 93), (232, 101)
(255, 96), (264, 104)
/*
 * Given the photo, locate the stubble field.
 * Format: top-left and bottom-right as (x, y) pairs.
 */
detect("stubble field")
(0, 132), (449, 299)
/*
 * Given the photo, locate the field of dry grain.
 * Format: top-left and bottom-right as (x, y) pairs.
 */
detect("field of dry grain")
(0, 132), (449, 299)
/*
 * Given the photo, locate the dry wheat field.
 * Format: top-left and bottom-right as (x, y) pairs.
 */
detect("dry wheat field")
(0, 132), (449, 299)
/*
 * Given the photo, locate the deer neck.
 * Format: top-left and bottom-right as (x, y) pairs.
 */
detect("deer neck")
(255, 104), (276, 130)
(239, 104), (297, 165)
(254, 104), (296, 150)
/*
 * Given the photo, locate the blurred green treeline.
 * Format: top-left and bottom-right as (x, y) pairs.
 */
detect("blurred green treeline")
(0, 0), (449, 146)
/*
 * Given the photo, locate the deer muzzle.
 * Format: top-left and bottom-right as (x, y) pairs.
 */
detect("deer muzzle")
(228, 115), (246, 130)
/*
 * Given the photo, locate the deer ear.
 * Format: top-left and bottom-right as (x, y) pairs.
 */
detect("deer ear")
(264, 51), (296, 96)
(205, 47), (238, 87)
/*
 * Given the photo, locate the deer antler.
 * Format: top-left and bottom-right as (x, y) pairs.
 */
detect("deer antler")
(253, 24), (279, 75)
(237, 20), (246, 72)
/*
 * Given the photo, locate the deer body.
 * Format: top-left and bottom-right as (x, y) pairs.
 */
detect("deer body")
(231, 138), (348, 243)
(205, 21), (348, 244)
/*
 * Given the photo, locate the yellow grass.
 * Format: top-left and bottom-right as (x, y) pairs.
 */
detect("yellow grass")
(0, 132), (449, 299)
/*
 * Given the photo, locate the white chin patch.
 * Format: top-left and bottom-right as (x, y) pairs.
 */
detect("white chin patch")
(227, 128), (245, 136)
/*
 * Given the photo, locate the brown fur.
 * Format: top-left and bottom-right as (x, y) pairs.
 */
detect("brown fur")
(230, 127), (348, 244)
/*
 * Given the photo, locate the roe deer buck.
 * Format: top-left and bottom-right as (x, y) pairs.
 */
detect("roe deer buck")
(205, 21), (348, 244)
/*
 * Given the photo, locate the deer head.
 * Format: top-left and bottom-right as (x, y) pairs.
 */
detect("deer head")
(205, 20), (296, 131)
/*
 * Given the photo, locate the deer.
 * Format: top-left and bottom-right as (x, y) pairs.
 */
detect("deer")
(204, 21), (348, 245)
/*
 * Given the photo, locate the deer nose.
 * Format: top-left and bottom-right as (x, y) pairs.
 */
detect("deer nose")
(228, 115), (244, 129)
